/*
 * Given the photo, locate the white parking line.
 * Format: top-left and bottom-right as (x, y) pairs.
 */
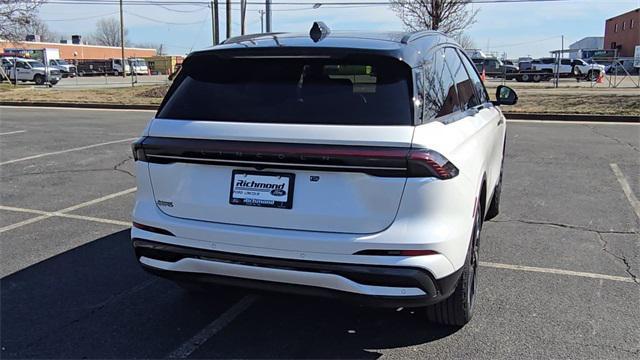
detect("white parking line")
(0, 187), (136, 233)
(167, 295), (257, 359)
(610, 163), (640, 222)
(480, 261), (635, 283)
(507, 120), (639, 126)
(56, 187), (137, 213)
(0, 130), (26, 136)
(0, 137), (137, 166)
(0, 205), (131, 228)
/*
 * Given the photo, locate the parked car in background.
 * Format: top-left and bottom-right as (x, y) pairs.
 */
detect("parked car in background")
(131, 24), (519, 327)
(472, 57), (519, 79)
(76, 58), (130, 76)
(1, 58), (60, 85)
(531, 57), (604, 80)
(605, 59), (639, 75)
(48, 58), (76, 78)
(129, 58), (149, 75)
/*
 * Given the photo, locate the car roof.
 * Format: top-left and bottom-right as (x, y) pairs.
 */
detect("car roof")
(191, 29), (459, 68)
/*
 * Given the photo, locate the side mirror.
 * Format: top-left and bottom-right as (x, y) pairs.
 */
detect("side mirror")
(494, 85), (518, 106)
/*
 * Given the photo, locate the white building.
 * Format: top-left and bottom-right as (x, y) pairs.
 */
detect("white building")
(568, 37), (604, 59)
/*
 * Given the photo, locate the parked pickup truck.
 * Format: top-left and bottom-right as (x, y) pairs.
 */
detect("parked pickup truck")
(531, 57), (605, 80)
(471, 57), (519, 78)
(1, 57), (60, 85)
(48, 58), (76, 78)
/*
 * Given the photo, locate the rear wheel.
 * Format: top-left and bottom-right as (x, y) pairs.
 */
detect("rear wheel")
(425, 203), (481, 327)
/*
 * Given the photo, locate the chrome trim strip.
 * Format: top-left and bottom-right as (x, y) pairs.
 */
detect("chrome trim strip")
(147, 154), (407, 171)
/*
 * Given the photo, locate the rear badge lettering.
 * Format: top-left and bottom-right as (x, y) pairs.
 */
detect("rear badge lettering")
(310, 176), (320, 182)
(157, 200), (174, 208)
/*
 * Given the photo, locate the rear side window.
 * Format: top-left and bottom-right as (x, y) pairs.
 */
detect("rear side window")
(158, 55), (413, 126)
(444, 48), (479, 110)
(457, 50), (489, 104)
(423, 49), (459, 121)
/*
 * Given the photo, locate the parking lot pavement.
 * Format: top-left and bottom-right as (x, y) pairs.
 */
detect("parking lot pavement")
(1, 107), (639, 359)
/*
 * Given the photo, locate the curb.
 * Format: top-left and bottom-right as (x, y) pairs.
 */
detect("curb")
(0, 101), (158, 111)
(1, 102), (638, 123)
(503, 112), (638, 123)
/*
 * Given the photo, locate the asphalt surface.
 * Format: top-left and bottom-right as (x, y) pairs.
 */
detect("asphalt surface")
(1, 107), (639, 359)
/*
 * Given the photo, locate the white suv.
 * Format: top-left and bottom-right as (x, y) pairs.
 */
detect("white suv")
(131, 25), (518, 326)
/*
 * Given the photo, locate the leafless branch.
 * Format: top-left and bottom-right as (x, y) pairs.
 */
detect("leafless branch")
(0, 0), (45, 42)
(390, 0), (479, 36)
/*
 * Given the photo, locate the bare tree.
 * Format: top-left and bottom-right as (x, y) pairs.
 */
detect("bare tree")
(390, 0), (478, 35)
(19, 15), (60, 42)
(0, 0), (44, 42)
(134, 42), (165, 55)
(454, 33), (476, 49)
(91, 17), (128, 46)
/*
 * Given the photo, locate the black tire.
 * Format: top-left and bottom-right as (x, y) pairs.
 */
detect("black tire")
(587, 70), (598, 81)
(532, 74), (542, 83)
(425, 203), (481, 327)
(33, 74), (45, 85)
(49, 80), (59, 86)
(520, 74), (530, 82)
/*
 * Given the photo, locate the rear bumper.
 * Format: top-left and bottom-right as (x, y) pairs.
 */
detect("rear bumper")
(134, 239), (461, 307)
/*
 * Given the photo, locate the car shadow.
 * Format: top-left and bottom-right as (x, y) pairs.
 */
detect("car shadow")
(1, 229), (460, 359)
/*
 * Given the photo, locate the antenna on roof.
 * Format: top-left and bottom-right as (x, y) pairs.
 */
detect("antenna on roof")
(309, 22), (330, 43)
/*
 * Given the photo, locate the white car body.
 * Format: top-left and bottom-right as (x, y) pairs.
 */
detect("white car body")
(131, 28), (515, 326)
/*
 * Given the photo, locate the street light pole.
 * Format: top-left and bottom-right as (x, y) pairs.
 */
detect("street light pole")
(119, 0), (125, 77)
(211, 0), (219, 45)
(226, 0), (232, 39)
(258, 10), (265, 33)
(265, 0), (272, 32)
(240, 0), (247, 35)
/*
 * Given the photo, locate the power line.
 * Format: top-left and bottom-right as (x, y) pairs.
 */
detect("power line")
(42, 0), (604, 6)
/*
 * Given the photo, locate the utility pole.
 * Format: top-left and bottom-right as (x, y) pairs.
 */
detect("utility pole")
(211, 0), (219, 45)
(119, 0), (125, 77)
(265, 0), (272, 32)
(240, 0), (247, 35)
(258, 10), (265, 33)
(226, 0), (232, 39)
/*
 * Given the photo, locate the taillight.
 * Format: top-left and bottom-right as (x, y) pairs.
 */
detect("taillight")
(407, 149), (459, 179)
(131, 137), (147, 162)
(137, 136), (458, 179)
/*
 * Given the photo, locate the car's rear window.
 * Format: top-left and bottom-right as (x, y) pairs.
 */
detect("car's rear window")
(157, 54), (413, 125)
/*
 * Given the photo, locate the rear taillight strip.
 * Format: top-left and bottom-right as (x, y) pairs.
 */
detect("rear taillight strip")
(134, 137), (458, 179)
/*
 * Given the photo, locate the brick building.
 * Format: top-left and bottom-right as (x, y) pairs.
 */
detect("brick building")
(0, 40), (156, 60)
(604, 8), (640, 57)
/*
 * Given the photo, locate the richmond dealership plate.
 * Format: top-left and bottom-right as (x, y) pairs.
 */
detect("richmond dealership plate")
(229, 170), (295, 209)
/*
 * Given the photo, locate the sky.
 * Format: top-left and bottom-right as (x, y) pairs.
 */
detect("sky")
(37, 0), (640, 58)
